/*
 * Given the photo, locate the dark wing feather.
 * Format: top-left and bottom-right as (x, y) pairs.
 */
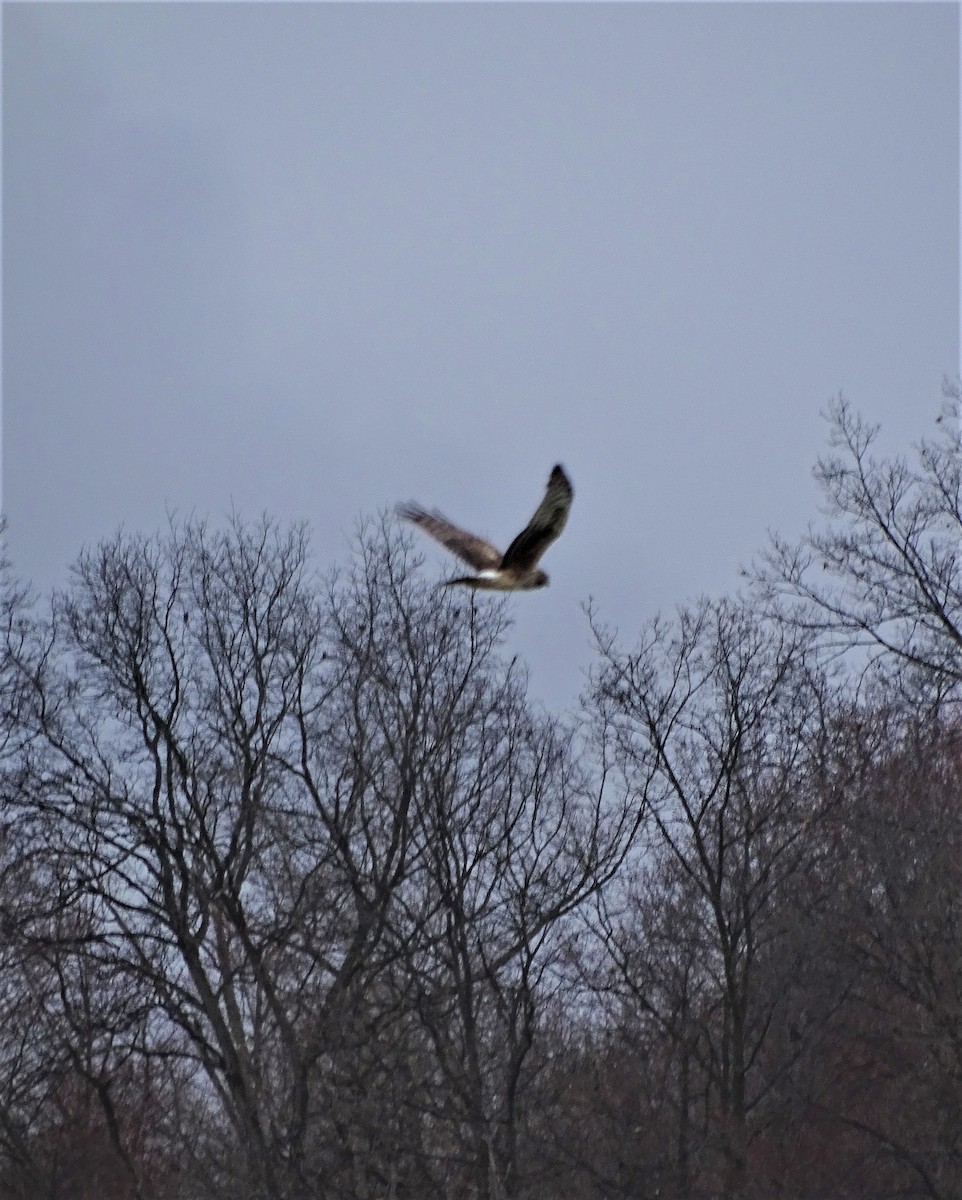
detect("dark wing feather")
(499, 465), (574, 571)
(397, 504), (503, 571)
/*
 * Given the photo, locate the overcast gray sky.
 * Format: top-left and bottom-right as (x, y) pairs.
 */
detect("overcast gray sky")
(3, 2), (959, 711)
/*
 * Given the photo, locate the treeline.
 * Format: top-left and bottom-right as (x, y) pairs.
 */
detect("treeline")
(1, 395), (960, 1200)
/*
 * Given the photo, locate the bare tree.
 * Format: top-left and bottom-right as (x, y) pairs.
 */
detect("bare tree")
(391, 678), (634, 1200)
(753, 389), (962, 1197)
(0, 525), (73, 1196)
(760, 388), (962, 699)
(19, 513), (500, 1198)
(586, 598), (839, 1200)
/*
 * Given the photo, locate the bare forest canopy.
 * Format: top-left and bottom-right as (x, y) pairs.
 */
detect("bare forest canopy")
(1, 390), (961, 1200)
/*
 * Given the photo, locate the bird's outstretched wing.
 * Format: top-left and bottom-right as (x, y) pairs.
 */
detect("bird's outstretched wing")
(396, 504), (503, 571)
(499, 465), (574, 572)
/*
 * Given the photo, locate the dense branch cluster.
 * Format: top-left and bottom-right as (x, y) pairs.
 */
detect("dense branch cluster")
(1, 394), (960, 1200)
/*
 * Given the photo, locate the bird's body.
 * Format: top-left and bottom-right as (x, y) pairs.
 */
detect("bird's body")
(398, 464), (573, 591)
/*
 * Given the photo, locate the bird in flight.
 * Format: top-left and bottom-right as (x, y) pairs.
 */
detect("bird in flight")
(398, 465), (573, 591)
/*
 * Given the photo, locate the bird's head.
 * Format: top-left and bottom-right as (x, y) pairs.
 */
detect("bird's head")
(531, 570), (549, 589)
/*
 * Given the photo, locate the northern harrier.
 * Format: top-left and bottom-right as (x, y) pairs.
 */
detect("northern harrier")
(398, 465), (573, 591)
